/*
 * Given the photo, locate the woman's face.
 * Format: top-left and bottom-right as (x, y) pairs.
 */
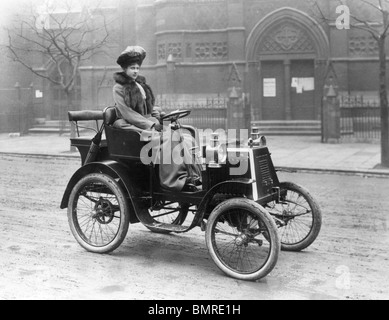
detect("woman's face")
(125, 63), (140, 80)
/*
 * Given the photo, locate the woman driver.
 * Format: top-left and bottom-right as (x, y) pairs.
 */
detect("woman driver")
(112, 46), (201, 192)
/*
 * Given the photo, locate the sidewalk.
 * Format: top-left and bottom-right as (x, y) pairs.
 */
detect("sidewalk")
(0, 133), (388, 177)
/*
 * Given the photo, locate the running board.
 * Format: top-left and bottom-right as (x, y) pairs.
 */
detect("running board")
(135, 204), (198, 233)
(143, 221), (191, 233)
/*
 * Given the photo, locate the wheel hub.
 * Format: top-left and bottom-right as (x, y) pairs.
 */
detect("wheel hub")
(93, 198), (115, 224)
(281, 209), (295, 223)
(235, 234), (249, 246)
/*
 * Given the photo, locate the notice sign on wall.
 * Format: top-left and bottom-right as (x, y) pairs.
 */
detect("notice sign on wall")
(291, 77), (315, 94)
(35, 90), (43, 98)
(263, 78), (276, 97)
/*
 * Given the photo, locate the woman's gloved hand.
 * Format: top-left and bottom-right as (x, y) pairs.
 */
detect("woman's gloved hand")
(151, 106), (163, 121)
(152, 123), (164, 132)
(151, 110), (161, 119)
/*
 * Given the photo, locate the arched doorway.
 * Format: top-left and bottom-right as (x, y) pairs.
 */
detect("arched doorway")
(246, 8), (330, 121)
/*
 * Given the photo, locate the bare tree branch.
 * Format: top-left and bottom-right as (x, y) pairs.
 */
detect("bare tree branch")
(360, 0), (384, 12)
(7, 34), (62, 86)
(5, 0), (113, 93)
(314, 0), (389, 166)
(379, 0), (384, 11)
(316, 0), (380, 39)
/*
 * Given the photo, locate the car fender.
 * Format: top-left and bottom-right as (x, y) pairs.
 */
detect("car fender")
(60, 160), (141, 224)
(190, 179), (255, 228)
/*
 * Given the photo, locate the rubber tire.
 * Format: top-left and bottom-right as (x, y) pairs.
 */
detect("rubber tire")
(205, 198), (280, 281)
(67, 173), (130, 254)
(274, 182), (322, 252)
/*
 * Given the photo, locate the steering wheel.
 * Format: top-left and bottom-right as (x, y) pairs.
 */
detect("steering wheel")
(161, 110), (191, 122)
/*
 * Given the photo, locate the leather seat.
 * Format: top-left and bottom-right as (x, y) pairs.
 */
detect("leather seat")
(103, 106), (118, 126)
(104, 106), (145, 134)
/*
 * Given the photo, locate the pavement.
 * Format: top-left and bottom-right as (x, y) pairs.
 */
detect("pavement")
(0, 132), (388, 177)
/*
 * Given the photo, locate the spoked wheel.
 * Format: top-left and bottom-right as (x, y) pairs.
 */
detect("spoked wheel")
(265, 182), (322, 252)
(67, 173), (130, 254)
(146, 202), (189, 234)
(205, 198), (280, 281)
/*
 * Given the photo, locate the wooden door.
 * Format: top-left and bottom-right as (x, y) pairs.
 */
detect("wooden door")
(261, 61), (285, 120)
(290, 60), (315, 120)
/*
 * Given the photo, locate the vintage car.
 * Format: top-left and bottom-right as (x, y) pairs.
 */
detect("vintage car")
(60, 107), (322, 281)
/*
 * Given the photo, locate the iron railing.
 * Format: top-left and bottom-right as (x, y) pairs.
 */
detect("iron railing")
(156, 96), (228, 130)
(0, 86), (33, 134)
(0, 111), (29, 134)
(340, 95), (381, 141)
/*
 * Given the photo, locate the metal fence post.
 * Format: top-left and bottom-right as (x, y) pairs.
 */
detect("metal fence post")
(28, 83), (34, 134)
(323, 83), (340, 143)
(15, 82), (22, 134)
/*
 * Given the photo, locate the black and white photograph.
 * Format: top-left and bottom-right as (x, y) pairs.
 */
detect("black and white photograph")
(0, 0), (388, 304)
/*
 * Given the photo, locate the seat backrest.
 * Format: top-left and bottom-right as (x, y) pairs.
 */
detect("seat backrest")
(104, 106), (118, 126)
(68, 110), (103, 122)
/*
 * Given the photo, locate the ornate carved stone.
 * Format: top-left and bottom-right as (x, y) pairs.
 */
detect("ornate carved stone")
(274, 25), (301, 50)
(212, 42), (228, 59)
(260, 23), (315, 53)
(158, 44), (166, 61)
(167, 43), (182, 59)
(195, 43), (211, 59)
(245, 0), (319, 33)
(158, 43), (182, 61)
(349, 35), (379, 57)
(195, 42), (228, 59)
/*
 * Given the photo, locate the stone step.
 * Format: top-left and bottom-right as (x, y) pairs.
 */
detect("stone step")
(252, 120), (321, 127)
(251, 120), (321, 136)
(28, 127), (71, 135)
(29, 119), (72, 134)
(28, 120), (91, 135)
(32, 124), (71, 129)
(254, 126), (321, 131)
(257, 130), (321, 136)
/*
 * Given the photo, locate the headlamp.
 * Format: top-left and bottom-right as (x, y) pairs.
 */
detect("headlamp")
(206, 133), (227, 168)
(250, 127), (267, 147)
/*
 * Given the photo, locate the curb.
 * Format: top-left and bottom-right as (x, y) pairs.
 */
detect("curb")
(0, 152), (79, 160)
(276, 166), (389, 178)
(1, 152), (388, 178)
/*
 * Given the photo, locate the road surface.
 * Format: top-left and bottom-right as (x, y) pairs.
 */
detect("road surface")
(0, 154), (388, 300)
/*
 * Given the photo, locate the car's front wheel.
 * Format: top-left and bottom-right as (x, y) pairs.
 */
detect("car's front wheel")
(205, 198), (280, 281)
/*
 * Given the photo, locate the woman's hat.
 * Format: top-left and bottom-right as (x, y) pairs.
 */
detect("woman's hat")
(117, 46), (146, 68)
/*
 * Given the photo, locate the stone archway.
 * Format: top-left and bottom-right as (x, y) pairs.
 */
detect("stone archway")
(246, 7), (330, 121)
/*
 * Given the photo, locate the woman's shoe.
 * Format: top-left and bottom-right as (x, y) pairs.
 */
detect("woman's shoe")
(182, 182), (199, 192)
(192, 176), (202, 186)
(186, 176), (202, 187)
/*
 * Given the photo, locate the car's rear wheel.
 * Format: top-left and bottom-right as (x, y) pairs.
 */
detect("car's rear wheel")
(265, 182), (322, 252)
(67, 173), (130, 254)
